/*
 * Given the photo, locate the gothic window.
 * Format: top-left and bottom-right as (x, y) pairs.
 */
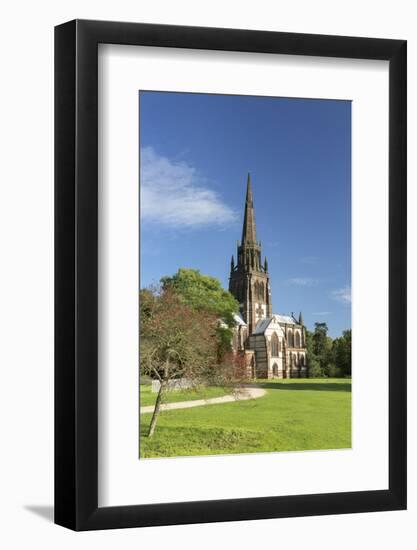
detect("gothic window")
(295, 331), (301, 348)
(287, 330), (294, 347)
(271, 332), (279, 357)
(299, 354), (305, 366)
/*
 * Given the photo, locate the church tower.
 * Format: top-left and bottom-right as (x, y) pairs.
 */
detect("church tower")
(229, 174), (272, 336)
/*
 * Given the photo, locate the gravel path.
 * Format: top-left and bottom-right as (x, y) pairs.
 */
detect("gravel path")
(140, 386), (266, 414)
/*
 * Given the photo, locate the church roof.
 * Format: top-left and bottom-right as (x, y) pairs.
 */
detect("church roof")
(233, 313), (247, 326)
(253, 314), (299, 334)
(274, 314), (298, 325)
(252, 317), (273, 334)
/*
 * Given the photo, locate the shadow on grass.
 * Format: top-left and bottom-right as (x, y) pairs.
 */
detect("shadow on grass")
(259, 382), (351, 392)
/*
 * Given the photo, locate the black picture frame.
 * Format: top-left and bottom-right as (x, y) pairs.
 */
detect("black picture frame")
(55, 19), (407, 531)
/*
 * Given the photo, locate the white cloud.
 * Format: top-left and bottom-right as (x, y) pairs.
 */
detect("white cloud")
(313, 311), (331, 316)
(140, 147), (237, 228)
(299, 255), (319, 265)
(331, 286), (351, 304)
(287, 277), (319, 287)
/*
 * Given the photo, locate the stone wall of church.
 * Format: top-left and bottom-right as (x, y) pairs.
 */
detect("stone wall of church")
(233, 322), (308, 379)
(263, 320), (285, 378)
(283, 349), (307, 378)
(248, 334), (269, 378)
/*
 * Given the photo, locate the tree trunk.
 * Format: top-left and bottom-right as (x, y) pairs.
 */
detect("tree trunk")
(148, 380), (166, 437)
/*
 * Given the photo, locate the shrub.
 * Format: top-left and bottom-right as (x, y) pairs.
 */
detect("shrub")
(308, 357), (325, 378)
(327, 364), (343, 378)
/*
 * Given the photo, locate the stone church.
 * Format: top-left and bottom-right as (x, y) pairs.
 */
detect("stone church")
(229, 175), (308, 379)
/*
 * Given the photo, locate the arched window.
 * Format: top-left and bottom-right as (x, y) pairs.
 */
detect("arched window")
(293, 353), (298, 366)
(287, 330), (294, 348)
(271, 332), (279, 357)
(299, 354), (305, 366)
(295, 331), (301, 348)
(272, 363), (278, 376)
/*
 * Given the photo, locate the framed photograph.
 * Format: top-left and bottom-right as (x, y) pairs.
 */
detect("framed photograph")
(55, 20), (406, 530)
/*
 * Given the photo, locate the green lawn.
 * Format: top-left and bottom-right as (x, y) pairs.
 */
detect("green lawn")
(140, 384), (228, 407)
(139, 378), (351, 458)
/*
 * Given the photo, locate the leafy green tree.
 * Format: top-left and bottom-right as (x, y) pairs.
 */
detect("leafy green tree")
(312, 322), (329, 358)
(305, 328), (321, 378)
(161, 268), (240, 357)
(322, 336), (335, 376)
(307, 322), (351, 378)
(308, 357), (324, 378)
(161, 268), (239, 326)
(342, 329), (352, 376)
(332, 329), (351, 377)
(308, 323), (336, 377)
(327, 363), (343, 378)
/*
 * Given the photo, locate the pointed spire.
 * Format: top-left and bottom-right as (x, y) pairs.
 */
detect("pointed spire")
(264, 256), (268, 273)
(245, 172), (253, 204)
(241, 173), (257, 245)
(231, 255), (235, 271)
(299, 311), (304, 325)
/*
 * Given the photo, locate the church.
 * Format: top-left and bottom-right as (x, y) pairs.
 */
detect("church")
(229, 175), (308, 379)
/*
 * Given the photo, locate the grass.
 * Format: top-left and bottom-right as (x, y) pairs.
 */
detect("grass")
(139, 378), (351, 458)
(140, 384), (228, 407)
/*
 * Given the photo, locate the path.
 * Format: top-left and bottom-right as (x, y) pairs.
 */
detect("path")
(140, 386), (266, 414)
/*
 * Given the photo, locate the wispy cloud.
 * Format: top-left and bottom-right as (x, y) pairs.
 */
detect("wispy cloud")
(313, 311), (331, 316)
(299, 255), (319, 265)
(140, 147), (237, 229)
(287, 277), (319, 287)
(331, 286), (351, 304)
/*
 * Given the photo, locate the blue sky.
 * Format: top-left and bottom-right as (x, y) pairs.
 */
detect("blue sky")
(139, 92), (351, 337)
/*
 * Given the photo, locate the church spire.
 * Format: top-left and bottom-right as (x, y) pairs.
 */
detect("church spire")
(299, 311), (304, 325)
(229, 173), (272, 335)
(241, 173), (257, 245)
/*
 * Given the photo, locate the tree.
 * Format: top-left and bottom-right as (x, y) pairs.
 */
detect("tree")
(161, 268), (241, 359)
(306, 322), (351, 378)
(332, 329), (351, 377)
(308, 356), (324, 378)
(140, 287), (219, 437)
(305, 328), (323, 377)
(327, 363), (343, 378)
(312, 322), (329, 358)
(161, 268), (239, 327)
(309, 323), (334, 376)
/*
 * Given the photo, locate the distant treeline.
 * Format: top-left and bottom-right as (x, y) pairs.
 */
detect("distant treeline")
(306, 323), (351, 378)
